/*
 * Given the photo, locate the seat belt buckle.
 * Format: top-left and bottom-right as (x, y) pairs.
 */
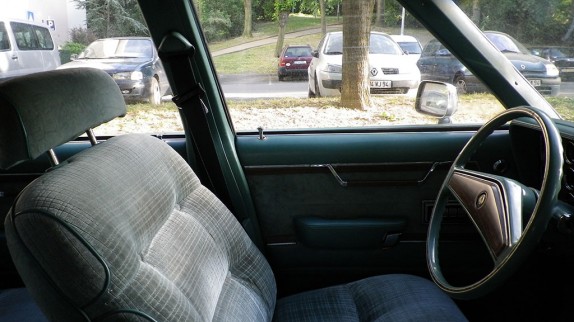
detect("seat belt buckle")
(172, 84), (208, 113)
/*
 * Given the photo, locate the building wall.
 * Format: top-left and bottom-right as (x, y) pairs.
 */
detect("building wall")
(0, 0), (86, 47)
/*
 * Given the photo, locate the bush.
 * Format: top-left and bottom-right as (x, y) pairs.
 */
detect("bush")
(60, 42), (86, 63)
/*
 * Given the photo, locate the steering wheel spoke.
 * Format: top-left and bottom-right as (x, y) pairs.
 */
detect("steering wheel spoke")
(427, 106), (563, 299)
(448, 168), (530, 262)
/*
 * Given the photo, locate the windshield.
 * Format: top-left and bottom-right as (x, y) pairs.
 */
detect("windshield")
(2, 0), (574, 135)
(397, 42), (422, 54)
(79, 38), (152, 59)
(324, 33), (403, 56)
(485, 32), (529, 54)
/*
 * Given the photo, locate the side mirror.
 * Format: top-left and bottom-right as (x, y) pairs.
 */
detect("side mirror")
(70, 54), (78, 61)
(415, 81), (458, 124)
(312, 50), (319, 58)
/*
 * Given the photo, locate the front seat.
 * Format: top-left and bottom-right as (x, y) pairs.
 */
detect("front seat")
(0, 68), (467, 321)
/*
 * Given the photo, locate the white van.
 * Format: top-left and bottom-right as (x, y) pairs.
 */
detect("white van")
(0, 19), (61, 79)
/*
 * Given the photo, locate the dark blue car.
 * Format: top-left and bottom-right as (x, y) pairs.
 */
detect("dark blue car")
(418, 31), (561, 96)
(58, 37), (171, 105)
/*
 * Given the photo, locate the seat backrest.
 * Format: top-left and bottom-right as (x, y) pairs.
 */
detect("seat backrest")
(0, 68), (276, 321)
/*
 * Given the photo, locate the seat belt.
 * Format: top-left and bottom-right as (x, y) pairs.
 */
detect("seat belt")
(158, 34), (234, 211)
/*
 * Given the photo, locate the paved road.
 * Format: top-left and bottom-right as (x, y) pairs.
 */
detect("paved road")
(220, 73), (574, 99)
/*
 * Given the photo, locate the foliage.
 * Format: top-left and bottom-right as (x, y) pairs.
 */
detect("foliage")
(61, 42), (86, 54)
(69, 27), (97, 45)
(197, 0), (244, 42)
(460, 0), (572, 45)
(73, 0), (149, 39)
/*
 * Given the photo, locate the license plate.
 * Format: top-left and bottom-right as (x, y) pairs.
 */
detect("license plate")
(370, 80), (391, 88)
(561, 68), (574, 72)
(293, 61), (306, 65)
(529, 79), (541, 86)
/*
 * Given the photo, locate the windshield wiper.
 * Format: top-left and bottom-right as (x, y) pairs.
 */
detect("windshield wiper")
(325, 51), (343, 55)
(500, 49), (519, 53)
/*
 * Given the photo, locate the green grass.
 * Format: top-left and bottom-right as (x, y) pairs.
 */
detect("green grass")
(547, 96), (574, 121)
(208, 14), (340, 53)
(96, 95), (574, 134)
(212, 33), (324, 74)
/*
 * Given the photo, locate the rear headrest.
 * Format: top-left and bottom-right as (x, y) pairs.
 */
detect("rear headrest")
(0, 68), (126, 169)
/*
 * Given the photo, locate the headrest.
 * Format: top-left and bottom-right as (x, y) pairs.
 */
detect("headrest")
(0, 68), (126, 169)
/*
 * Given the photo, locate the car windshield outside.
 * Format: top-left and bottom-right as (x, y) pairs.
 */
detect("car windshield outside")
(323, 32), (404, 55)
(4, 1), (574, 321)
(79, 38), (153, 59)
(0, 0), (573, 134)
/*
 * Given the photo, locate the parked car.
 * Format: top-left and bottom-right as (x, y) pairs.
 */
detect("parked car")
(390, 34), (423, 62)
(418, 31), (561, 95)
(308, 31), (420, 97)
(58, 37), (170, 105)
(530, 46), (574, 81)
(0, 18), (60, 80)
(3, 1), (574, 322)
(277, 45), (313, 81)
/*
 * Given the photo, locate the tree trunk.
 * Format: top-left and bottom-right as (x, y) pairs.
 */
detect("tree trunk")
(563, 0), (574, 41)
(320, 0), (326, 36)
(274, 11), (290, 57)
(340, 0), (374, 110)
(471, 0), (480, 25)
(243, 0), (253, 38)
(374, 0), (384, 27)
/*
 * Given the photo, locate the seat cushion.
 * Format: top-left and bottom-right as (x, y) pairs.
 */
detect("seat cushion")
(274, 274), (467, 322)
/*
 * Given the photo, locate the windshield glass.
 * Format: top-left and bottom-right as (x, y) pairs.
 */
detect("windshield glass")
(2, 0), (574, 135)
(323, 32), (403, 56)
(485, 32), (529, 54)
(79, 38), (152, 59)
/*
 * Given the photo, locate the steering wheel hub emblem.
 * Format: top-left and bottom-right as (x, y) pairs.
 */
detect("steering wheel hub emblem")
(476, 191), (488, 209)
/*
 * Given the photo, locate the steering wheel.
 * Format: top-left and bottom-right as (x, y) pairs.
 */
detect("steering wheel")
(427, 106), (563, 299)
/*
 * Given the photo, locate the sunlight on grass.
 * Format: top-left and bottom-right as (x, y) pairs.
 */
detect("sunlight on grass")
(208, 14), (340, 53)
(93, 94), (573, 135)
(212, 33), (324, 75)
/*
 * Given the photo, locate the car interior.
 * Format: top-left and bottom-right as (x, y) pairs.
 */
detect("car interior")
(1, 0), (574, 321)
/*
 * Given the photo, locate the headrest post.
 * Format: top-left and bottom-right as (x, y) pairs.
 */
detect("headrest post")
(47, 149), (59, 167)
(86, 129), (98, 146)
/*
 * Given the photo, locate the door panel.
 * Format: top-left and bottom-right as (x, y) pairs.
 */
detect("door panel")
(236, 129), (515, 295)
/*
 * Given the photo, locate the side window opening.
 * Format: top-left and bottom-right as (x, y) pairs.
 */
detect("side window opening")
(11, 22), (39, 50)
(34, 27), (54, 50)
(0, 22), (9, 51)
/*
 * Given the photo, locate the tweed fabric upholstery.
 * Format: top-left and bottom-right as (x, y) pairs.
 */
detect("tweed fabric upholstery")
(0, 68), (126, 169)
(5, 134), (276, 321)
(274, 274), (468, 322)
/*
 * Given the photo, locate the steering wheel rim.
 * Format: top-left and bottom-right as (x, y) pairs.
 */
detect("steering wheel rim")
(427, 106), (563, 300)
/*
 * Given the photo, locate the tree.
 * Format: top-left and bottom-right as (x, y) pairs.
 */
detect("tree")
(340, 0), (374, 110)
(73, 0), (148, 38)
(274, 0), (292, 57)
(471, 0), (480, 25)
(374, 0), (385, 27)
(563, 0), (574, 41)
(243, 0), (253, 37)
(319, 0), (326, 36)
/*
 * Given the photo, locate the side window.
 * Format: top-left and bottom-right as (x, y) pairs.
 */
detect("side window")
(11, 22), (38, 50)
(33, 26), (54, 50)
(0, 22), (9, 51)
